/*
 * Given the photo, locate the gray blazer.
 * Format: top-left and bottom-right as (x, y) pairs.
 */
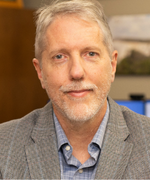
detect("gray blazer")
(0, 97), (150, 179)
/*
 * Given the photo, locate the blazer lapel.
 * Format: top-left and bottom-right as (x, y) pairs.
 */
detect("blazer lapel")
(24, 98), (133, 179)
(25, 102), (61, 179)
(95, 97), (133, 179)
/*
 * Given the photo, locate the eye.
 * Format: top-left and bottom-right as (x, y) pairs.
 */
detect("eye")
(88, 52), (96, 56)
(53, 53), (68, 63)
(83, 51), (99, 62)
(53, 54), (67, 60)
(55, 54), (63, 59)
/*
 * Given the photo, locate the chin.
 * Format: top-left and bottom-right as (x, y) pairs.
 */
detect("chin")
(48, 80), (111, 123)
(60, 97), (106, 123)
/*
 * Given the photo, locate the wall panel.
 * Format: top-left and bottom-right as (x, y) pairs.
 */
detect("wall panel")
(0, 8), (48, 123)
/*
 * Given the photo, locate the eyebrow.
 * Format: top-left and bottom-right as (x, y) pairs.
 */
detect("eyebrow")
(83, 46), (102, 53)
(48, 49), (68, 57)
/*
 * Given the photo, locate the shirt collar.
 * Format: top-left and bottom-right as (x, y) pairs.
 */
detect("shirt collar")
(90, 101), (109, 149)
(53, 101), (110, 150)
(53, 112), (69, 150)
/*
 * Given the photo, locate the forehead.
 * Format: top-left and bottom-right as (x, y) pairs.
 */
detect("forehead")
(44, 14), (105, 51)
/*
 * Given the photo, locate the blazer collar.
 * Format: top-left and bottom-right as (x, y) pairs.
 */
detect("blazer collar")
(26, 97), (133, 179)
(95, 97), (133, 179)
(25, 101), (61, 179)
(30, 101), (56, 142)
(30, 97), (130, 143)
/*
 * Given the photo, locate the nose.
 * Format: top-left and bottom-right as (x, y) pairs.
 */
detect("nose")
(69, 56), (85, 80)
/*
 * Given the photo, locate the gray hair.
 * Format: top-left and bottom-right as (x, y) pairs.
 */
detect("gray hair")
(35, 0), (114, 61)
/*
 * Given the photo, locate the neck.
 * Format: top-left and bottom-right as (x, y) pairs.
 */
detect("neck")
(53, 100), (107, 164)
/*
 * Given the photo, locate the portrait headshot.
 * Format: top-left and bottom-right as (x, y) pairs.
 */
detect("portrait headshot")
(0, 0), (150, 179)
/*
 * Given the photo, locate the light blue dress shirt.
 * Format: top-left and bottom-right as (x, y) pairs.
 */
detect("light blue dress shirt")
(53, 102), (109, 180)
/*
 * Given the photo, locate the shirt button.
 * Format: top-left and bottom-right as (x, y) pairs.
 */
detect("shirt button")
(65, 145), (70, 151)
(79, 169), (83, 174)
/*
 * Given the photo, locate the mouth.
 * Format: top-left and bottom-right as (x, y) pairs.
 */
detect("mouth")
(66, 89), (93, 98)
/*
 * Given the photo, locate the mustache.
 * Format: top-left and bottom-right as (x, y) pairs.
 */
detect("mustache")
(59, 82), (98, 92)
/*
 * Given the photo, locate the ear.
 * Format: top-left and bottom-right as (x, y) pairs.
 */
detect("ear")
(32, 58), (46, 89)
(111, 50), (118, 83)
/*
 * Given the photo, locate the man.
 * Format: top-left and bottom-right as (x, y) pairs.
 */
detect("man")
(0, 0), (150, 179)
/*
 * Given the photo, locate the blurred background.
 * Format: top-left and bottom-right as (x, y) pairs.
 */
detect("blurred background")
(1, 0), (150, 123)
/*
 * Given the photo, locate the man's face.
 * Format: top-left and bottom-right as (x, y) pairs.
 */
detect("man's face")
(33, 15), (117, 123)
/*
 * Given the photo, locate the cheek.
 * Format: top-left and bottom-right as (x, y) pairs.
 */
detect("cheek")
(89, 63), (112, 86)
(43, 68), (67, 90)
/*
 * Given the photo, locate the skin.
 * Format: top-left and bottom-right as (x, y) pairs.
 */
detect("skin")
(33, 14), (118, 164)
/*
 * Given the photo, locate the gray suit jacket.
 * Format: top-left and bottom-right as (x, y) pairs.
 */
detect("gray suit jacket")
(0, 97), (150, 179)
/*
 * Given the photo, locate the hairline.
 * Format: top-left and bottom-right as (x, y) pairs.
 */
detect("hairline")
(35, 1), (114, 62)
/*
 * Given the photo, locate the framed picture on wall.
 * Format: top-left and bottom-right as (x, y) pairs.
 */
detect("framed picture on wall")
(108, 14), (150, 75)
(0, 0), (23, 8)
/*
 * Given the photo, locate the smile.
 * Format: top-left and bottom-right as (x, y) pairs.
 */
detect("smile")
(66, 89), (92, 98)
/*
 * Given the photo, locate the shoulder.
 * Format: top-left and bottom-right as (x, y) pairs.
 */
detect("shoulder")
(120, 104), (150, 125)
(108, 96), (150, 137)
(108, 96), (150, 125)
(111, 97), (150, 143)
(120, 105), (150, 136)
(0, 110), (37, 148)
(0, 102), (52, 148)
